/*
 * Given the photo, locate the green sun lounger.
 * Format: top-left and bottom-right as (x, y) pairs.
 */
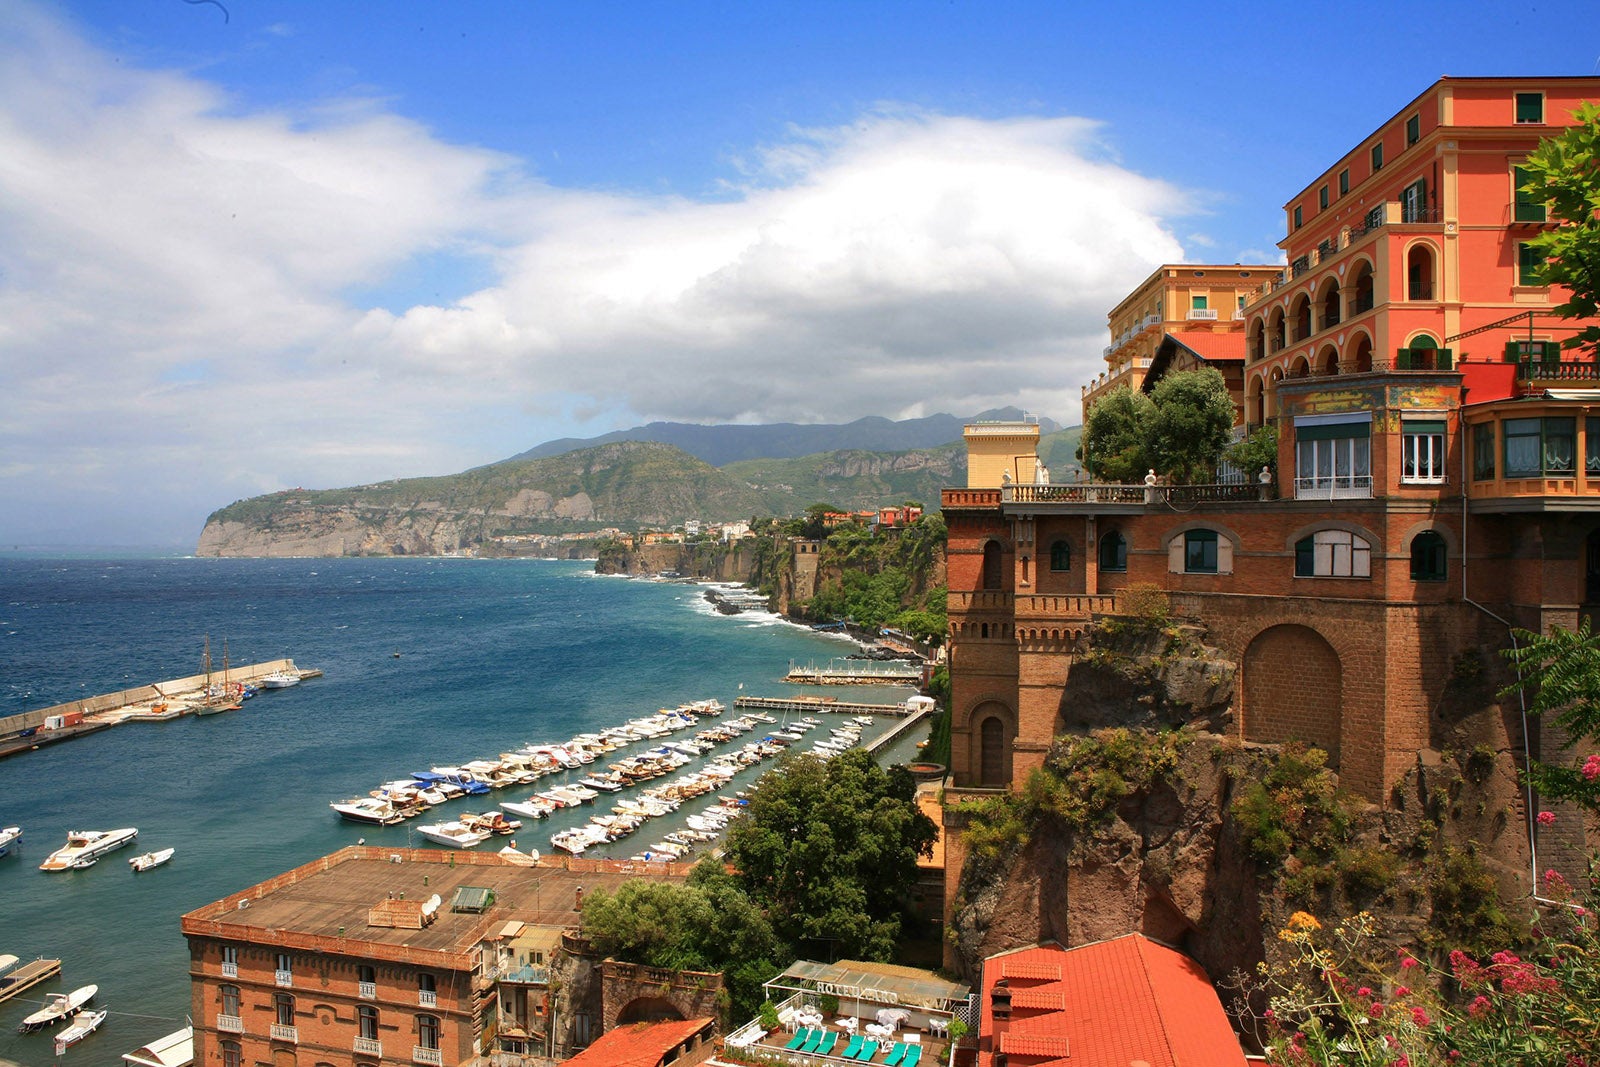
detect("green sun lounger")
(801, 1029), (826, 1054)
(856, 1040), (879, 1061)
(841, 1035), (864, 1059)
(816, 1032), (839, 1056)
(883, 1043), (907, 1067)
(902, 1044), (922, 1067)
(786, 1028), (813, 1051)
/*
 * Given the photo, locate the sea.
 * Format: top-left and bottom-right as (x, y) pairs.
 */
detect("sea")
(0, 556), (922, 1066)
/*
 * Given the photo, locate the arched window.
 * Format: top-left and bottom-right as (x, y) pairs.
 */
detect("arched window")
(221, 1041), (242, 1067)
(981, 541), (1003, 590)
(1353, 264), (1375, 314)
(979, 717), (1006, 786)
(1295, 530), (1373, 578)
(417, 1014), (441, 1052)
(1319, 281), (1342, 330)
(1099, 531), (1127, 572)
(1407, 244), (1435, 300)
(1410, 531), (1447, 581)
(358, 1005), (380, 1041)
(1050, 540), (1071, 571)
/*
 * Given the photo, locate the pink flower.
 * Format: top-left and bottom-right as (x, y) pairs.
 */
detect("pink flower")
(1369, 1001), (1385, 1017)
(1468, 995), (1493, 1018)
(1394, 986), (1411, 998)
(1411, 1006), (1431, 1027)
(1582, 754), (1600, 780)
(1538, 810), (1556, 826)
(1357, 986), (1373, 997)
(1400, 954), (1419, 969)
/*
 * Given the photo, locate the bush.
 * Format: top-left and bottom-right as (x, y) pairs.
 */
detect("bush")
(1233, 744), (1356, 869)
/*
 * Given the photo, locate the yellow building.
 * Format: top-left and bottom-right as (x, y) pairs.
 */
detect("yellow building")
(1081, 264), (1280, 421)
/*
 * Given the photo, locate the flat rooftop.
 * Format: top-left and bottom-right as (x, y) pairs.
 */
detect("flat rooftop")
(181, 846), (685, 964)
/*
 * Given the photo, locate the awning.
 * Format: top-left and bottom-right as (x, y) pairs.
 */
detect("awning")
(122, 1026), (194, 1067)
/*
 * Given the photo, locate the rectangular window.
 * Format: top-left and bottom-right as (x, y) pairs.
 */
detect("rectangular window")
(1473, 422), (1496, 480)
(1589, 418), (1600, 476)
(1516, 92), (1544, 124)
(1293, 205), (1303, 229)
(1406, 114), (1421, 146)
(1184, 530), (1218, 574)
(418, 1015), (441, 1051)
(220, 985), (240, 1017)
(1518, 242), (1545, 285)
(275, 994), (295, 1027)
(1191, 294), (1208, 311)
(1371, 142), (1384, 171)
(359, 1006), (380, 1040)
(1514, 166), (1546, 222)
(1295, 530), (1372, 578)
(221, 1042), (242, 1067)
(1401, 178), (1428, 223)
(1295, 424), (1372, 497)
(1402, 421), (1447, 483)
(1319, 185), (1329, 210)
(1339, 169), (1350, 196)
(1505, 417), (1576, 476)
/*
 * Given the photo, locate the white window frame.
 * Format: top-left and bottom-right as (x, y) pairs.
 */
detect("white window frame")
(1296, 530), (1372, 578)
(1401, 421), (1447, 484)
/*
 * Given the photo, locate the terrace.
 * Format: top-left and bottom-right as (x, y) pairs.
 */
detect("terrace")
(941, 479), (1273, 514)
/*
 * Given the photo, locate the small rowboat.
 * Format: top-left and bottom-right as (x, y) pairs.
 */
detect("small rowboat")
(53, 1007), (107, 1054)
(129, 848), (175, 872)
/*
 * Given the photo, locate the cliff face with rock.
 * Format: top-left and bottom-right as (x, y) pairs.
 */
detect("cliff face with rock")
(947, 616), (1537, 1024)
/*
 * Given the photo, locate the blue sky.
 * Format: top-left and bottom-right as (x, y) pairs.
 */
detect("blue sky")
(4, 0), (1599, 547)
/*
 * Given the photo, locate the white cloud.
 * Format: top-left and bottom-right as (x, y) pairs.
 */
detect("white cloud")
(0, 4), (1195, 545)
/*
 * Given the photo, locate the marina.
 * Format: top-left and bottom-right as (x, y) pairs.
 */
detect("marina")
(0, 556), (934, 1063)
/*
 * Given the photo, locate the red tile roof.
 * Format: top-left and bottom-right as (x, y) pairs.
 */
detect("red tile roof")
(563, 1018), (715, 1067)
(1167, 331), (1247, 363)
(1008, 988), (1067, 1012)
(977, 938), (1246, 1067)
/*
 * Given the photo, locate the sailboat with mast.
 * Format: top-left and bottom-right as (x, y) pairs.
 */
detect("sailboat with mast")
(194, 636), (241, 716)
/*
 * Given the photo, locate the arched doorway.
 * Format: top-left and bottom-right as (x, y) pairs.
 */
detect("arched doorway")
(981, 540), (1004, 591)
(970, 701), (1015, 786)
(1242, 625), (1343, 764)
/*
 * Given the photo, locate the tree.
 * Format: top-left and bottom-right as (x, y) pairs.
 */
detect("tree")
(723, 748), (937, 960)
(1501, 617), (1600, 812)
(1081, 385), (1155, 481)
(1522, 101), (1600, 358)
(1147, 367), (1236, 484)
(1224, 424), (1278, 483)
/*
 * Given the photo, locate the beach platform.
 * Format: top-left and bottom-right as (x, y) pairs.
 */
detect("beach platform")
(0, 957), (62, 1005)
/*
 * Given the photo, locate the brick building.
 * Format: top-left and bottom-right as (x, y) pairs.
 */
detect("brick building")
(180, 847), (688, 1067)
(941, 76), (1600, 950)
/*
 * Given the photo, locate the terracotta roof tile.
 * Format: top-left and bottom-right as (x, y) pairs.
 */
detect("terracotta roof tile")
(563, 1018), (715, 1067)
(1007, 988), (1066, 1011)
(1000, 958), (1061, 981)
(999, 1033), (1071, 1057)
(1166, 330), (1247, 362)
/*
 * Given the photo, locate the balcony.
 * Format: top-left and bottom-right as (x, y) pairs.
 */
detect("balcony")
(359, 981), (377, 999)
(216, 1014), (243, 1034)
(419, 989), (439, 1007)
(1186, 308), (1218, 320)
(355, 1037), (383, 1057)
(220, 962), (238, 979)
(274, 969), (293, 988)
(1515, 359), (1600, 383)
(1294, 475), (1374, 500)
(414, 1047), (444, 1066)
(270, 1024), (299, 1043)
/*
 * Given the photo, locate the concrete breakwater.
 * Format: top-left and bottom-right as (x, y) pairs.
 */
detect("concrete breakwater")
(0, 658), (319, 760)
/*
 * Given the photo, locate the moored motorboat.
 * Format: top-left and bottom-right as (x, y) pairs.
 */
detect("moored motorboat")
(128, 848), (175, 872)
(258, 670), (300, 689)
(0, 826), (19, 858)
(18, 983), (96, 1032)
(39, 829), (138, 872)
(414, 821), (491, 849)
(500, 797), (557, 820)
(331, 796), (412, 826)
(53, 1007), (107, 1054)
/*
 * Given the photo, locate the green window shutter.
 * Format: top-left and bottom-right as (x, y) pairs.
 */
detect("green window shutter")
(1504, 341), (1521, 363)
(1396, 348), (1413, 370)
(1516, 93), (1544, 124)
(1297, 423), (1371, 442)
(1544, 341), (1563, 363)
(1405, 420), (1448, 434)
(1514, 166), (1547, 222)
(1439, 348), (1454, 370)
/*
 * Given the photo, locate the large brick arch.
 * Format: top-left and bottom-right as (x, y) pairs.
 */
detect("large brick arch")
(967, 700), (1015, 786)
(1242, 624), (1342, 764)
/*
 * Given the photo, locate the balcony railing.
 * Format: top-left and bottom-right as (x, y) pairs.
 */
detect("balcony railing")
(1294, 475), (1374, 500)
(355, 1036), (383, 1056)
(1186, 308), (1219, 320)
(359, 981), (377, 999)
(419, 989), (438, 1007)
(1005, 484), (1149, 505)
(415, 1047), (444, 1066)
(220, 962), (238, 978)
(270, 1024), (298, 1043)
(216, 1014), (244, 1034)
(1515, 360), (1600, 381)
(274, 970), (293, 988)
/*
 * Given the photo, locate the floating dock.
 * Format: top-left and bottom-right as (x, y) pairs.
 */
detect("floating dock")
(0, 660), (321, 762)
(0, 957), (62, 1005)
(782, 661), (923, 685)
(734, 695), (913, 716)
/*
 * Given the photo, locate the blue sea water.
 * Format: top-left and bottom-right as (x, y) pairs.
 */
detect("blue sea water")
(0, 557), (910, 1066)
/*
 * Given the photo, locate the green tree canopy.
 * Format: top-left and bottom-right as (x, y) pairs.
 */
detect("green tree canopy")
(1081, 385), (1156, 482)
(1522, 101), (1600, 358)
(1148, 367), (1236, 484)
(723, 748), (937, 960)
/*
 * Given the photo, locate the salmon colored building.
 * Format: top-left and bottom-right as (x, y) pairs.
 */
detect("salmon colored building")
(941, 76), (1600, 962)
(976, 939), (1246, 1067)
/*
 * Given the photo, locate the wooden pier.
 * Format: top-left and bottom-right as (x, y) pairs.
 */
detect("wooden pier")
(0, 957), (62, 1005)
(735, 695), (912, 716)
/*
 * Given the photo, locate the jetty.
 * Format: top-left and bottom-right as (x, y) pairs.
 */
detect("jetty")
(734, 695), (916, 716)
(782, 660), (924, 685)
(0, 659), (321, 762)
(0, 957), (62, 1005)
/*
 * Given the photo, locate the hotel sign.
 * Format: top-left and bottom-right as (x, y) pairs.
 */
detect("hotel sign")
(816, 982), (899, 1004)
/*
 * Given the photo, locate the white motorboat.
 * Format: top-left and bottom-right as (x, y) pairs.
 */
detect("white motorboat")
(500, 797), (557, 820)
(129, 848), (175, 872)
(39, 828), (138, 872)
(258, 670), (300, 689)
(18, 983), (96, 1032)
(0, 826), (19, 858)
(332, 796), (411, 826)
(414, 821), (491, 849)
(53, 1007), (107, 1054)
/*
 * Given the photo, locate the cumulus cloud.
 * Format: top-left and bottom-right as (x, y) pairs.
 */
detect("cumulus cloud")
(0, 4), (1195, 545)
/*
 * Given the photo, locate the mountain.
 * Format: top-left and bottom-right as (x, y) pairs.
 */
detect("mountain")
(509, 408), (1061, 466)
